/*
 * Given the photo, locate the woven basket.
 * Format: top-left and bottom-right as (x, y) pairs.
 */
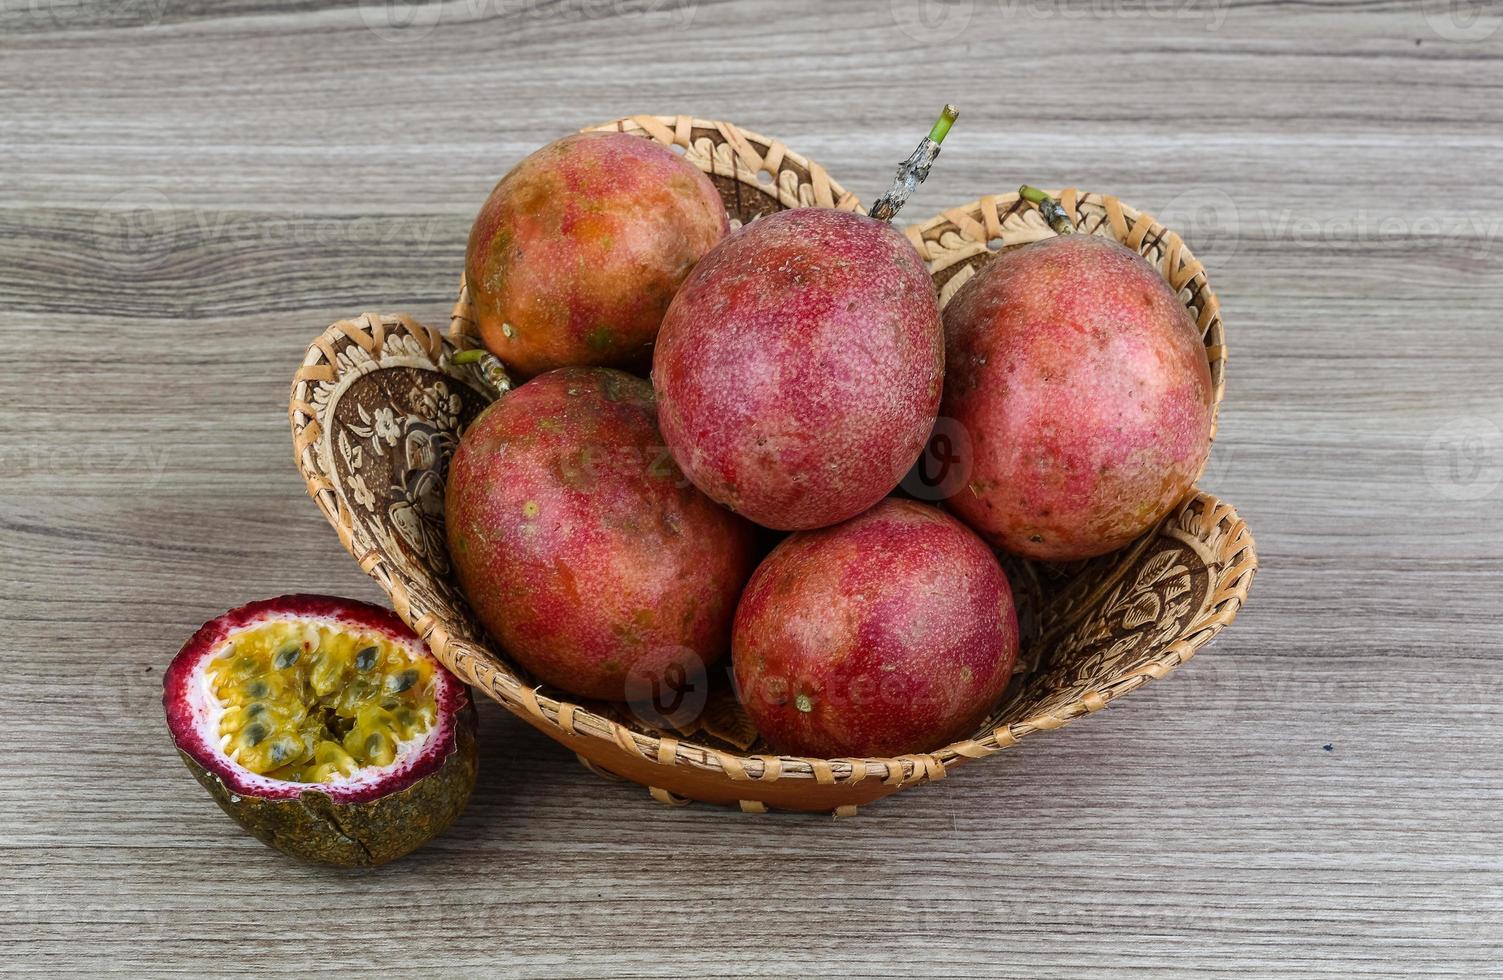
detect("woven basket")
(289, 116), (1256, 815)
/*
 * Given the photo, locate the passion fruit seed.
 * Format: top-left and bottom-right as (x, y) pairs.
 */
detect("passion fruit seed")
(305, 740), (360, 784)
(310, 652), (343, 697)
(207, 622), (437, 782)
(266, 735), (301, 765)
(362, 731), (397, 767)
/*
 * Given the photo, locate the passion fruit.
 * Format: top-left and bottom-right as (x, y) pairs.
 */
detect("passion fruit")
(445, 367), (757, 702)
(163, 595), (478, 867)
(939, 218), (1215, 561)
(466, 130), (730, 376)
(733, 498), (1019, 758)
(652, 207), (944, 531)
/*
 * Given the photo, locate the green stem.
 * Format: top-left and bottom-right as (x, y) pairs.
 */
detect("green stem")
(927, 103), (959, 145)
(868, 104), (960, 223)
(450, 345), (513, 396)
(1019, 184), (1075, 235)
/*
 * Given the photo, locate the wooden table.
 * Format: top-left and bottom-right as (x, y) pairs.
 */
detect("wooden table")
(4, 1), (1500, 975)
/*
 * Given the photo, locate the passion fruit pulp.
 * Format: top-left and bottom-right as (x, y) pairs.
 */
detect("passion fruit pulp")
(164, 595), (477, 867)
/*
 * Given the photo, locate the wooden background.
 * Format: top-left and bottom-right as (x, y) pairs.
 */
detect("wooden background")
(3, 0), (1501, 976)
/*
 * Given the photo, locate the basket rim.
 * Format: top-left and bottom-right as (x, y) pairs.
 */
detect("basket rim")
(581, 114), (863, 213)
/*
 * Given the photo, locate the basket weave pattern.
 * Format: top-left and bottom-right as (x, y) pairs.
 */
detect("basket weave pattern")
(290, 116), (1257, 814)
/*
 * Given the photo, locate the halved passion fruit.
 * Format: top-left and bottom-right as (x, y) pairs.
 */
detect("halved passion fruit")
(164, 595), (477, 867)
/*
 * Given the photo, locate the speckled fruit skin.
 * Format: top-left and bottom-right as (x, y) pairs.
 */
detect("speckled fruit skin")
(941, 234), (1215, 561)
(652, 207), (944, 531)
(732, 498), (1018, 758)
(445, 367), (757, 702)
(163, 595), (478, 868)
(465, 131), (729, 377)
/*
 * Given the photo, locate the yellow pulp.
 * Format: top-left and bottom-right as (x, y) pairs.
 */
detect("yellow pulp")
(207, 620), (438, 783)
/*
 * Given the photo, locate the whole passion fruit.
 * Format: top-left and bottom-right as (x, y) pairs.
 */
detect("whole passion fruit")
(163, 595), (477, 867)
(652, 207), (944, 531)
(466, 130), (729, 376)
(940, 231), (1215, 561)
(733, 498), (1019, 758)
(446, 367), (757, 702)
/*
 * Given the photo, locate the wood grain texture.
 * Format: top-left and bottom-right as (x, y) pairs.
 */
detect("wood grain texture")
(3, 0), (1502, 976)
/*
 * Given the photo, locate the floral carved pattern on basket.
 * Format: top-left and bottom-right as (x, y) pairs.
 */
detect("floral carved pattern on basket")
(289, 116), (1257, 815)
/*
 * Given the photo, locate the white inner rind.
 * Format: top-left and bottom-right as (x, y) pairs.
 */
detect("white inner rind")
(185, 616), (448, 800)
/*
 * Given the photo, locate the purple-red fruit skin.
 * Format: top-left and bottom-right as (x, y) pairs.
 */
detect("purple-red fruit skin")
(445, 368), (757, 702)
(733, 498), (1019, 758)
(466, 131), (729, 376)
(652, 207), (944, 531)
(941, 234), (1215, 561)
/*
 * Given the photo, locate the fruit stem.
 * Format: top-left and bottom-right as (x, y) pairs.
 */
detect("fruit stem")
(868, 104), (959, 224)
(450, 346), (512, 395)
(927, 103), (959, 145)
(1019, 184), (1076, 235)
